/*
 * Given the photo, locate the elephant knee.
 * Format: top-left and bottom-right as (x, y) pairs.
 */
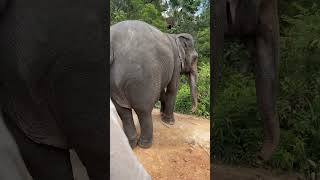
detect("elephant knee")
(256, 70), (276, 79)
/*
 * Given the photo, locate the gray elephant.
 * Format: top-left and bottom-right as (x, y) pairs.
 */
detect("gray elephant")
(212, 0), (280, 161)
(110, 20), (198, 148)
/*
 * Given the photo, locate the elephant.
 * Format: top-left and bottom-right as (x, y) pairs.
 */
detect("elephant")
(212, 0), (280, 161)
(0, 0), (108, 179)
(110, 20), (198, 148)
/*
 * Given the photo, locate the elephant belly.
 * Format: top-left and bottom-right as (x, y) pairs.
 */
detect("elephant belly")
(111, 84), (131, 109)
(110, 62), (165, 110)
(2, 92), (68, 149)
(225, 0), (260, 36)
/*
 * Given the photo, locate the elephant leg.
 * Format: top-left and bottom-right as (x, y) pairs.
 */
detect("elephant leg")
(160, 78), (179, 125)
(113, 101), (138, 148)
(254, 0), (280, 161)
(255, 42), (279, 161)
(160, 89), (166, 116)
(3, 115), (73, 180)
(136, 110), (153, 149)
(53, 63), (108, 179)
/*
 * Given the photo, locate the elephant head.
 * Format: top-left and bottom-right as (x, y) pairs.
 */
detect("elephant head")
(176, 33), (198, 112)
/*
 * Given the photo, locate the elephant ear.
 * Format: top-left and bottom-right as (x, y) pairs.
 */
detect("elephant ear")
(177, 33), (194, 49)
(176, 33), (194, 70)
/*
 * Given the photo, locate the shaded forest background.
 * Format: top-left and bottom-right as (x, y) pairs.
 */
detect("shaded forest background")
(111, 0), (320, 176)
(213, 0), (320, 177)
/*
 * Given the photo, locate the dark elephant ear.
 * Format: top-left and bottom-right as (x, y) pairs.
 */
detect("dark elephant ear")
(177, 33), (194, 49)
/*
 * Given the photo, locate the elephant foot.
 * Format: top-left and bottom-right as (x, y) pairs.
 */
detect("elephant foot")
(251, 155), (263, 168)
(257, 115), (280, 161)
(138, 138), (152, 149)
(160, 113), (175, 125)
(128, 138), (138, 149)
(256, 141), (278, 162)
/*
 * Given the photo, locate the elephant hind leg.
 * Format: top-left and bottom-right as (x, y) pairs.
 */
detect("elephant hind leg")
(136, 110), (153, 149)
(113, 101), (138, 148)
(3, 115), (73, 180)
(254, 39), (280, 161)
(255, 19), (280, 161)
(160, 89), (166, 115)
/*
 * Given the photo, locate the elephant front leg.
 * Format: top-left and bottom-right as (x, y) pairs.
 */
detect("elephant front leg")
(255, 1), (280, 161)
(160, 80), (178, 125)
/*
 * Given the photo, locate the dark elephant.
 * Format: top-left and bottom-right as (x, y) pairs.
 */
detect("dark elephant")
(110, 20), (198, 148)
(212, 0), (280, 161)
(0, 0), (108, 179)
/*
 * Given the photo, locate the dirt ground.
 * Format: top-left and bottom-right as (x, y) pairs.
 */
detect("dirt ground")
(68, 108), (210, 180)
(69, 108), (303, 180)
(133, 109), (210, 180)
(213, 164), (304, 180)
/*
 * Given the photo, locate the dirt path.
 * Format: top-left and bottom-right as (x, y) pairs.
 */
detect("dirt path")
(133, 109), (210, 180)
(68, 109), (210, 180)
(131, 109), (303, 180)
(213, 164), (304, 180)
(69, 109), (304, 180)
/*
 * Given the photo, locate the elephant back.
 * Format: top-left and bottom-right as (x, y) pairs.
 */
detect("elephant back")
(110, 20), (176, 109)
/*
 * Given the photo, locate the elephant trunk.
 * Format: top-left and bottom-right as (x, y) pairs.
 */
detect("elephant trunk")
(188, 65), (197, 113)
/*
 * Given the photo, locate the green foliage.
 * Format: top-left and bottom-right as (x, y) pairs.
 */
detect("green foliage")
(214, 73), (261, 164)
(272, 4), (320, 175)
(111, 0), (166, 30)
(213, 2), (320, 176)
(195, 27), (210, 63)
